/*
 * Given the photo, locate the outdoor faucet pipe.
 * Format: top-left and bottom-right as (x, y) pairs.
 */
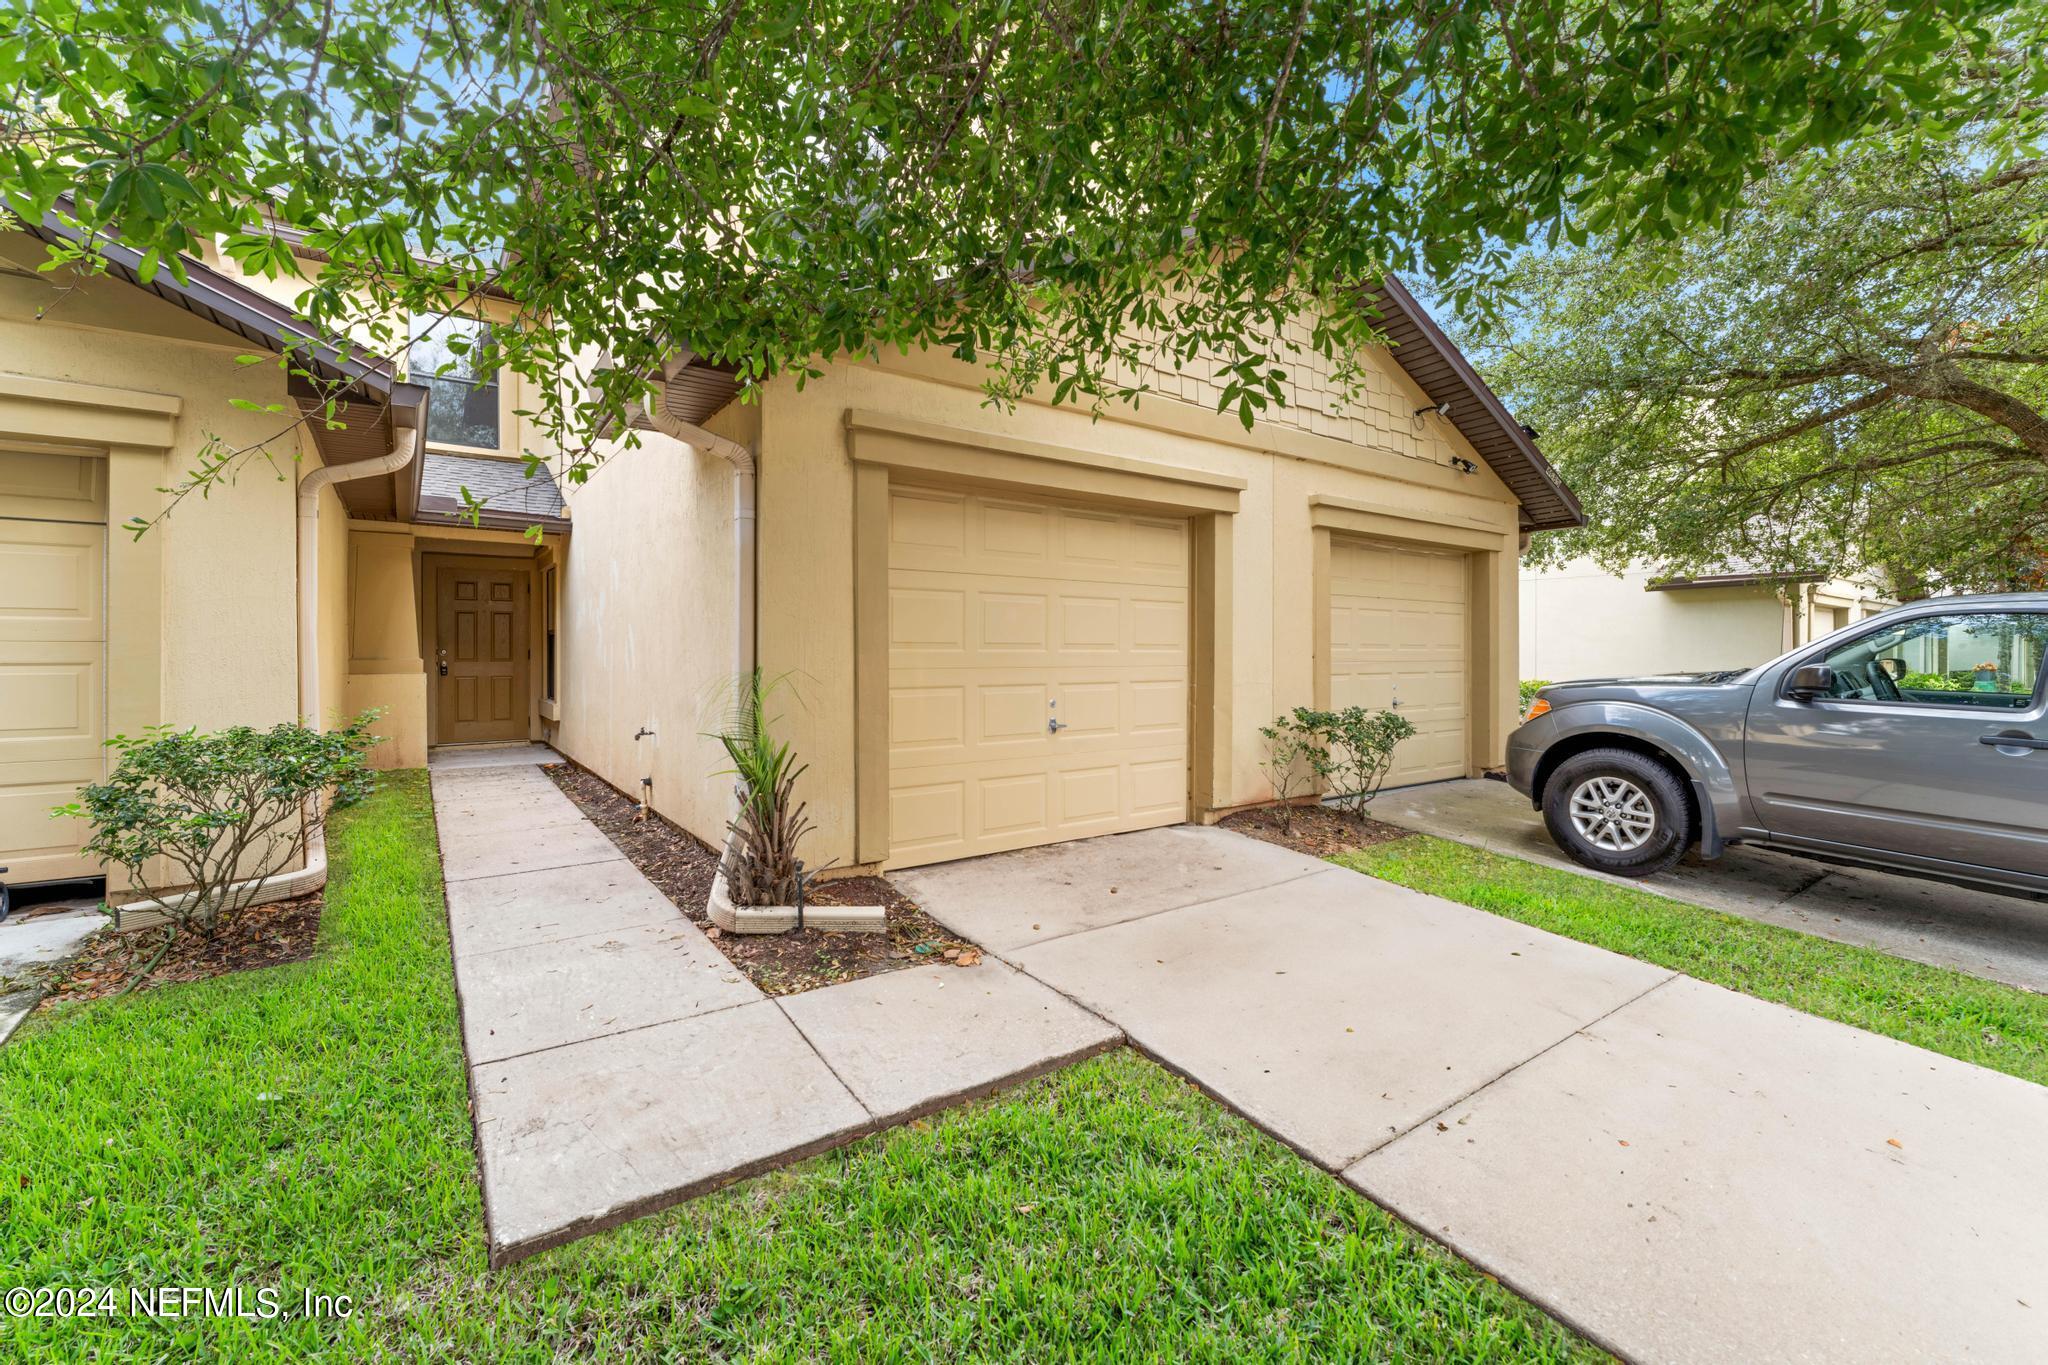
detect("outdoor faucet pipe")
(124, 428), (422, 924)
(645, 369), (757, 680)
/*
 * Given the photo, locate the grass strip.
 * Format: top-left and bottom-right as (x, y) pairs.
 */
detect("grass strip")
(1338, 834), (2046, 1087)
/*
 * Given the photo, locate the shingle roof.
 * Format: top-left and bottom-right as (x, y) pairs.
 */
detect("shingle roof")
(1359, 277), (1585, 533)
(20, 203), (429, 520)
(415, 452), (569, 531)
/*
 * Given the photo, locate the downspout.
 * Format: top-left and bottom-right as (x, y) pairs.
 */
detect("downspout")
(122, 428), (422, 922)
(644, 370), (760, 934)
(644, 374), (757, 678)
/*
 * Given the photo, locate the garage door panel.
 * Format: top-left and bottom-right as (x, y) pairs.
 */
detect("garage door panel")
(888, 487), (1189, 867)
(889, 743), (1187, 862)
(890, 672), (1187, 769)
(890, 488), (1188, 588)
(980, 593), (1050, 649)
(1129, 678), (1186, 735)
(3, 494), (107, 883)
(891, 779), (967, 855)
(1057, 596), (1120, 651)
(0, 645), (104, 765)
(980, 684), (1050, 745)
(1129, 757), (1189, 818)
(0, 520), (105, 643)
(1328, 537), (1470, 789)
(0, 779), (97, 875)
(980, 772), (1050, 836)
(889, 586), (967, 653)
(889, 487), (968, 558)
(1059, 766), (1120, 822)
(893, 571), (1185, 668)
(981, 499), (1051, 559)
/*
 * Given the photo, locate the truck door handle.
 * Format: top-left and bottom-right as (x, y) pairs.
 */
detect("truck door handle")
(1979, 732), (2048, 751)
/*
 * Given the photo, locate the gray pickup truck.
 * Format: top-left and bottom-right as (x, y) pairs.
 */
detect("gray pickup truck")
(1508, 593), (2048, 893)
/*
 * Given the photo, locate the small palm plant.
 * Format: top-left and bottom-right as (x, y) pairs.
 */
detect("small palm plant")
(707, 670), (816, 907)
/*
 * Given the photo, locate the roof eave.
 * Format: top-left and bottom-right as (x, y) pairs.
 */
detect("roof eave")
(1361, 276), (1586, 533)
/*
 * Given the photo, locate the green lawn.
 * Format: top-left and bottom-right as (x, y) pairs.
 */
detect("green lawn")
(1339, 835), (2048, 1088)
(0, 774), (1594, 1362)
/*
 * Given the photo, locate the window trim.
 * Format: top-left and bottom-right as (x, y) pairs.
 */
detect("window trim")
(1782, 608), (2048, 713)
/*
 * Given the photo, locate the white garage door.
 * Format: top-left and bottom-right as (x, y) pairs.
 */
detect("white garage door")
(1328, 536), (1470, 788)
(887, 486), (1189, 867)
(1, 449), (107, 885)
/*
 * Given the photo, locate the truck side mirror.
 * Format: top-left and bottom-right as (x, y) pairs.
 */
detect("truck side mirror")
(1787, 664), (1835, 700)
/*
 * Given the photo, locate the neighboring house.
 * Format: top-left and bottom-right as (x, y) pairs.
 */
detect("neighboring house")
(0, 210), (1580, 893)
(0, 213), (566, 894)
(1520, 556), (1896, 683)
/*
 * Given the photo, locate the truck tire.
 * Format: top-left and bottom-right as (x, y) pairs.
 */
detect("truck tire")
(1542, 747), (1691, 878)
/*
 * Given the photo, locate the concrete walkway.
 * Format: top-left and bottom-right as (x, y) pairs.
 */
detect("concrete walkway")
(1376, 778), (2048, 993)
(428, 747), (1116, 1265)
(0, 905), (102, 1045)
(897, 825), (2048, 1364)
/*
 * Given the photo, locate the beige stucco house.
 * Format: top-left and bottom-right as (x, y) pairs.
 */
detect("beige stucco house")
(0, 209), (1580, 895)
(555, 280), (1582, 872)
(1520, 556), (1896, 684)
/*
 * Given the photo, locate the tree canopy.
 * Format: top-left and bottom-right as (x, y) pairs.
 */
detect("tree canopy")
(1474, 75), (2048, 596)
(0, 0), (2018, 495)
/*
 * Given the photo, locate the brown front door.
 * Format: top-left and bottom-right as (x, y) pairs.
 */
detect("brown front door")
(434, 563), (529, 744)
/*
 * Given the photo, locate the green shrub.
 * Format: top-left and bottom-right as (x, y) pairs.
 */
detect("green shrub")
(1519, 679), (1552, 716)
(1263, 704), (1417, 821)
(1257, 711), (1323, 831)
(59, 716), (380, 937)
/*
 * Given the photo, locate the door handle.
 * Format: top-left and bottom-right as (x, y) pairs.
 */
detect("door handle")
(1047, 718), (1067, 734)
(438, 649), (449, 677)
(1979, 732), (2048, 751)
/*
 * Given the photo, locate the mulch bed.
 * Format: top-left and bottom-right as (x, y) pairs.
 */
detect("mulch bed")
(541, 761), (979, 997)
(1218, 802), (1414, 859)
(38, 894), (324, 1007)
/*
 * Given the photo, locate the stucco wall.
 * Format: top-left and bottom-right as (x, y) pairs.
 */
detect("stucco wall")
(1519, 557), (1789, 681)
(552, 402), (759, 846)
(345, 524), (429, 768)
(0, 234), (303, 735)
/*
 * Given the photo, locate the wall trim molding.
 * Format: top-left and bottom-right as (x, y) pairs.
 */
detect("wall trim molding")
(846, 407), (1245, 514)
(1309, 494), (1513, 552)
(0, 371), (182, 450)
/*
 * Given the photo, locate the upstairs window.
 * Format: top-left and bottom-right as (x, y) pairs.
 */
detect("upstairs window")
(411, 314), (501, 450)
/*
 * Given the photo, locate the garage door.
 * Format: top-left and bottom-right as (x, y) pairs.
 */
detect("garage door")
(887, 486), (1189, 867)
(1, 450), (107, 885)
(1328, 537), (1469, 788)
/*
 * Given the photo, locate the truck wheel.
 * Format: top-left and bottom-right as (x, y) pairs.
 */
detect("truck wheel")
(1542, 748), (1690, 878)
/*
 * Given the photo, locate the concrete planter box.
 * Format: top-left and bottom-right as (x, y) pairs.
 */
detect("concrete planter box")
(707, 846), (886, 936)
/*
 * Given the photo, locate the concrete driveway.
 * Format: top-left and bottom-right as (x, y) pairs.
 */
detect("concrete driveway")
(1375, 778), (2048, 994)
(897, 825), (2048, 1364)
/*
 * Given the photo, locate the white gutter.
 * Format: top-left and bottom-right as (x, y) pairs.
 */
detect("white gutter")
(121, 429), (422, 924)
(644, 367), (758, 677)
